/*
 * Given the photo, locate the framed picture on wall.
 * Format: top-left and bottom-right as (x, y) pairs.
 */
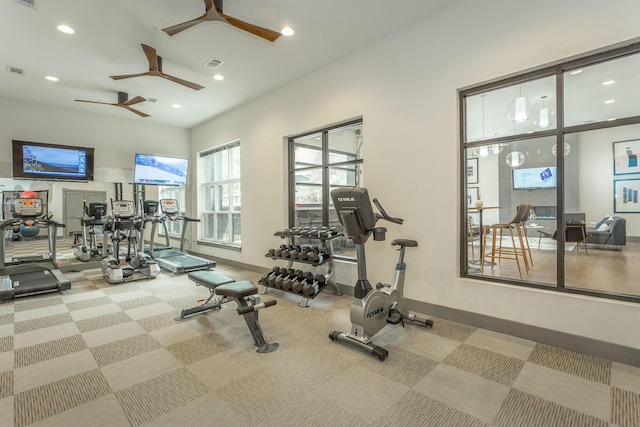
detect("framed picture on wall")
(467, 187), (479, 207)
(613, 139), (640, 175)
(467, 157), (479, 184)
(614, 179), (640, 213)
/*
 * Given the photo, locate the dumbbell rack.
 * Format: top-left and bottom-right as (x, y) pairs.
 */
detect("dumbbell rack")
(261, 228), (344, 307)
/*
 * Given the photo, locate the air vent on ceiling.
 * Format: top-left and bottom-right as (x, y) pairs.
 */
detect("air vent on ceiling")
(146, 98), (158, 103)
(204, 58), (223, 69)
(16, 0), (37, 8)
(6, 66), (25, 76)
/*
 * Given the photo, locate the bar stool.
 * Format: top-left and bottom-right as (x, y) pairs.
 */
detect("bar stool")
(482, 204), (530, 279)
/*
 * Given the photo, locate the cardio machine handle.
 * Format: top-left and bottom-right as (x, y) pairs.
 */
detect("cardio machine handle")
(372, 198), (403, 225)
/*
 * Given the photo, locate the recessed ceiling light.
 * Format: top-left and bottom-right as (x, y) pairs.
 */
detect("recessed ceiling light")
(602, 80), (615, 86)
(57, 24), (74, 34)
(213, 74), (224, 81)
(45, 75), (58, 82)
(281, 27), (294, 36)
(604, 99), (615, 104)
(569, 69), (583, 75)
(172, 104), (181, 108)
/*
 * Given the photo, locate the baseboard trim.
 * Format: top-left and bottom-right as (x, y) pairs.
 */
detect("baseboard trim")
(409, 298), (640, 368)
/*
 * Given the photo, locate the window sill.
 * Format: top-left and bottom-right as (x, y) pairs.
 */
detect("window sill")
(196, 240), (242, 252)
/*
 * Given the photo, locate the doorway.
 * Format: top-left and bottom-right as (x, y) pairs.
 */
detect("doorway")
(63, 189), (107, 236)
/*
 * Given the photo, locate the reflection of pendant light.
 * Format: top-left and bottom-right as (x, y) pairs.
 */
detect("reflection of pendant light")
(506, 121), (525, 167)
(552, 142), (571, 156)
(507, 86), (534, 123)
(535, 96), (556, 128)
(471, 94), (493, 157)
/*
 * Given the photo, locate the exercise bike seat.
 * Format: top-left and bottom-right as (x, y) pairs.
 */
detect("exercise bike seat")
(391, 239), (418, 248)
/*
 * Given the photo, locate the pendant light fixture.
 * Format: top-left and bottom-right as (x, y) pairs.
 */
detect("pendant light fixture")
(552, 142), (571, 157)
(506, 122), (525, 168)
(534, 96), (556, 128)
(471, 94), (494, 157)
(507, 85), (534, 123)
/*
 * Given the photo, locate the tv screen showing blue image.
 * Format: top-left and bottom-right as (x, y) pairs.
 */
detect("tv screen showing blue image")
(12, 140), (94, 181)
(512, 166), (557, 190)
(134, 153), (189, 186)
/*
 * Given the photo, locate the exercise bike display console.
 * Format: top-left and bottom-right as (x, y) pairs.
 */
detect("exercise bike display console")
(329, 187), (433, 361)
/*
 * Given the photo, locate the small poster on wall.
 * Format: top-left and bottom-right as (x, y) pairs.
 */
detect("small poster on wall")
(613, 139), (640, 175)
(614, 179), (640, 213)
(467, 158), (478, 184)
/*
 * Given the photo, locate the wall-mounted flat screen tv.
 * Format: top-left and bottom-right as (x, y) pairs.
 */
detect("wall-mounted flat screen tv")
(133, 153), (188, 186)
(513, 166), (557, 190)
(12, 140), (94, 181)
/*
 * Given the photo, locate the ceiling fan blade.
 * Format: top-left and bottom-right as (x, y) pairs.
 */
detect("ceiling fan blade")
(141, 44), (159, 71)
(121, 105), (150, 118)
(110, 72), (152, 80)
(162, 16), (212, 36)
(74, 99), (114, 105)
(161, 73), (205, 91)
(124, 96), (147, 106)
(219, 12), (282, 42)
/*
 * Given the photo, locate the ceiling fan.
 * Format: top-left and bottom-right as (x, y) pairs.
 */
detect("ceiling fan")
(110, 44), (204, 91)
(162, 0), (282, 42)
(75, 92), (150, 117)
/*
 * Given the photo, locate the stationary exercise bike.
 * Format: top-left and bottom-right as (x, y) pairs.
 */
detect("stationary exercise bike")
(329, 187), (433, 361)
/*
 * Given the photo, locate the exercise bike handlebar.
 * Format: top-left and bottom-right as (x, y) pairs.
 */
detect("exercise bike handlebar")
(372, 198), (403, 225)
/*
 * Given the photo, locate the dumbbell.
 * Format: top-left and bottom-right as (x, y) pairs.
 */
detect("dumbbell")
(302, 274), (326, 297)
(274, 268), (296, 289)
(267, 248), (277, 257)
(282, 269), (304, 291)
(266, 266), (284, 287)
(280, 245), (294, 258)
(292, 271), (314, 293)
(297, 246), (311, 261)
(259, 266), (280, 287)
(288, 245), (303, 259)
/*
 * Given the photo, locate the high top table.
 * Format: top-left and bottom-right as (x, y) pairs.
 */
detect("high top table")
(467, 206), (500, 267)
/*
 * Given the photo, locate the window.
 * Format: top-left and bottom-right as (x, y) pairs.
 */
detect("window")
(200, 141), (241, 246)
(158, 185), (186, 237)
(289, 120), (363, 256)
(460, 40), (640, 303)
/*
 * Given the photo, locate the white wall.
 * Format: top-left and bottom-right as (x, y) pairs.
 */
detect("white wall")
(0, 97), (189, 228)
(190, 0), (640, 351)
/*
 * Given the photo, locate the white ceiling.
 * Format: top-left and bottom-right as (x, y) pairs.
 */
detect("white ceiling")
(0, 0), (463, 128)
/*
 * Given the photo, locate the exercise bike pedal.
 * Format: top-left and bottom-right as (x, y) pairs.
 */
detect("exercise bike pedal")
(386, 308), (405, 326)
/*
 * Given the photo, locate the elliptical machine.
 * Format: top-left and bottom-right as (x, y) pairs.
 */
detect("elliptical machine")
(74, 201), (108, 262)
(329, 187), (433, 361)
(101, 200), (160, 284)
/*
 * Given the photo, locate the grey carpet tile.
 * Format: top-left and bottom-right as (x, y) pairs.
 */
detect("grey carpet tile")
(359, 345), (439, 387)
(370, 390), (487, 427)
(115, 367), (210, 426)
(258, 394), (369, 427)
(14, 334), (87, 368)
(65, 296), (113, 311)
(528, 343), (611, 384)
(13, 368), (112, 427)
(63, 283), (100, 295)
(444, 343), (525, 386)
(612, 387), (640, 427)
(14, 312), (74, 334)
(101, 283), (143, 295)
(427, 317), (478, 342)
(0, 335), (13, 353)
(0, 313), (14, 326)
(145, 284), (185, 295)
(492, 388), (608, 427)
(216, 366), (308, 425)
(136, 312), (179, 332)
(13, 295), (65, 312)
(166, 295), (207, 310)
(76, 311), (134, 333)
(166, 330), (235, 365)
(90, 333), (163, 367)
(115, 295), (163, 311)
(0, 370), (12, 398)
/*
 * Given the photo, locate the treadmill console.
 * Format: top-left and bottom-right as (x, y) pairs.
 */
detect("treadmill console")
(112, 200), (136, 219)
(13, 198), (43, 218)
(160, 199), (179, 215)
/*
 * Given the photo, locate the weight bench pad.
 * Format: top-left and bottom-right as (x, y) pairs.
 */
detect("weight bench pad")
(214, 281), (258, 299)
(188, 271), (234, 290)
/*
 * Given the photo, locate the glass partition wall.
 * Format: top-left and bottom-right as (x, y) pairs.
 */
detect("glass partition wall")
(461, 40), (640, 302)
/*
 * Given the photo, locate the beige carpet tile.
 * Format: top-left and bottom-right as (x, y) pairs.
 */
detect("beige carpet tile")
(13, 369), (112, 427)
(69, 303), (121, 322)
(75, 311), (133, 333)
(90, 333), (163, 367)
(370, 389), (486, 427)
(145, 284), (185, 295)
(135, 312), (177, 332)
(167, 295), (208, 310)
(0, 335), (13, 353)
(114, 295), (163, 311)
(492, 389), (607, 427)
(358, 345), (439, 387)
(216, 366), (308, 425)
(0, 313), (14, 326)
(426, 317), (477, 342)
(22, 394), (131, 427)
(14, 334), (87, 368)
(413, 363), (510, 424)
(382, 326), (461, 362)
(115, 367), (210, 426)
(13, 350), (98, 394)
(13, 304), (69, 323)
(65, 296), (113, 312)
(124, 301), (177, 321)
(260, 394), (369, 427)
(101, 283), (143, 295)
(0, 395), (13, 427)
(464, 328), (536, 360)
(165, 330), (235, 365)
(612, 387), (640, 427)
(0, 350), (13, 371)
(81, 321), (146, 349)
(0, 370), (12, 399)
(528, 343), (611, 384)
(13, 321), (80, 350)
(443, 343), (525, 386)
(13, 295), (65, 312)
(14, 312), (73, 334)
(611, 362), (640, 395)
(101, 348), (184, 392)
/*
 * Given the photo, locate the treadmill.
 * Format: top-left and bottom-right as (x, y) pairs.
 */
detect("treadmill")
(0, 198), (71, 300)
(149, 199), (215, 274)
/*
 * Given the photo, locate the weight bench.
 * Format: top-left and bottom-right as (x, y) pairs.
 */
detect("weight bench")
(175, 271), (236, 320)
